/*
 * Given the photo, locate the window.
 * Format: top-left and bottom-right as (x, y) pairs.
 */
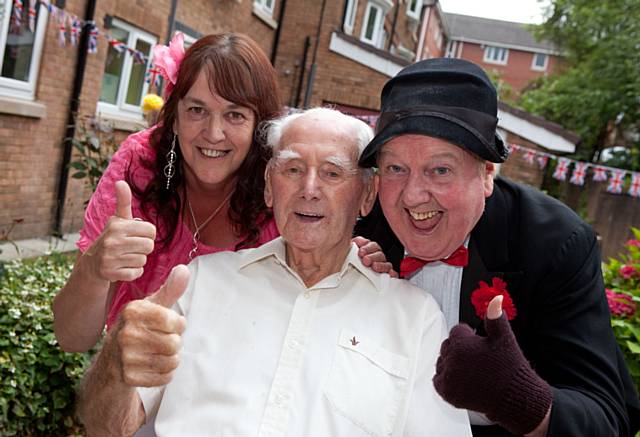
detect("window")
(97, 18), (156, 119)
(445, 41), (459, 58)
(406, 0), (422, 20)
(0, 0), (48, 99)
(483, 46), (508, 65)
(361, 2), (386, 48)
(254, 0), (275, 15)
(343, 0), (358, 35)
(531, 53), (548, 71)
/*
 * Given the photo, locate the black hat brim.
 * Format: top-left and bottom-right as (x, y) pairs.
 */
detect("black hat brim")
(359, 114), (507, 168)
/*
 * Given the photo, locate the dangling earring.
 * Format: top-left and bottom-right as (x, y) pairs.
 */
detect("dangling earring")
(164, 134), (177, 189)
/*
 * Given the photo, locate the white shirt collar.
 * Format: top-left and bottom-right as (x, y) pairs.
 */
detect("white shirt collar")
(237, 237), (385, 292)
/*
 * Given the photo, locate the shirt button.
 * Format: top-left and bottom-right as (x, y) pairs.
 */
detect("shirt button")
(288, 339), (299, 349)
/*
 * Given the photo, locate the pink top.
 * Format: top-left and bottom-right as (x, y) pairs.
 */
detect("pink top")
(78, 128), (280, 328)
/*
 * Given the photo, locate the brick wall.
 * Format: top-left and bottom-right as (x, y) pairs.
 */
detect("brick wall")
(457, 41), (559, 93)
(498, 132), (548, 188)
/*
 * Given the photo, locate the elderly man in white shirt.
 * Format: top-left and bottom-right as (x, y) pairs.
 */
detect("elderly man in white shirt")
(78, 107), (471, 437)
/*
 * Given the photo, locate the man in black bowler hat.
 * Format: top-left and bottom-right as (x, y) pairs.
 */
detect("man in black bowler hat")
(356, 57), (640, 436)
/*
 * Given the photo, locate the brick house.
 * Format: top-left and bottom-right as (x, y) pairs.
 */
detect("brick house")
(442, 12), (561, 94)
(0, 0), (427, 241)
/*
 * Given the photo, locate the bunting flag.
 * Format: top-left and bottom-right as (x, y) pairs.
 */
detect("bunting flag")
(28, 0), (36, 32)
(107, 34), (126, 53)
(508, 143), (520, 154)
(57, 11), (66, 45)
(553, 158), (570, 181)
(570, 161), (588, 186)
(12, 0), (23, 31)
(537, 155), (549, 169)
(69, 18), (81, 46)
(87, 22), (98, 53)
(523, 150), (535, 164)
(145, 65), (162, 89)
(592, 166), (608, 182)
(607, 169), (626, 194)
(628, 173), (640, 198)
(129, 47), (146, 64)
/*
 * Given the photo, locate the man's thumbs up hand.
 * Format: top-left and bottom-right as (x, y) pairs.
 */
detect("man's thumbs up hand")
(433, 295), (552, 435)
(114, 265), (190, 388)
(85, 180), (157, 284)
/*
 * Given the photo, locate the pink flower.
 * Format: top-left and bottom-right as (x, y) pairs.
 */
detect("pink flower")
(606, 289), (637, 318)
(152, 32), (185, 96)
(619, 265), (638, 279)
(626, 239), (640, 248)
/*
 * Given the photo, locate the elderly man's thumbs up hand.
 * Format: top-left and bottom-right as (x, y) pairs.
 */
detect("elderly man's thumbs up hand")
(111, 265), (190, 388)
(433, 295), (553, 436)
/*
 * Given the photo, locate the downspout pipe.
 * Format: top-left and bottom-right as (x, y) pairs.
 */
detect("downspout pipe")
(270, 0), (288, 64)
(387, 1), (400, 51)
(294, 36), (311, 108)
(53, 0), (98, 236)
(165, 0), (179, 44)
(302, 0), (328, 108)
(416, 3), (431, 61)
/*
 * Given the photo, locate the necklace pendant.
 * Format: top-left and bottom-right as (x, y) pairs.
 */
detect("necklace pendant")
(188, 245), (198, 261)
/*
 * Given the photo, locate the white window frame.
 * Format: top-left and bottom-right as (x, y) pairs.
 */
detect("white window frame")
(0, 0), (48, 100)
(406, 0), (422, 20)
(254, 0), (275, 16)
(343, 0), (358, 35)
(360, 1), (387, 48)
(445, 41), (458, 58)
(531, 52), (548, 71)
(97, 18), (157, 120)
(483, 45), (509, 65)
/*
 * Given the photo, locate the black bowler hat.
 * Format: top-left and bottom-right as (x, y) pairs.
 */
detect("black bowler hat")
(359, 58), (509, 167)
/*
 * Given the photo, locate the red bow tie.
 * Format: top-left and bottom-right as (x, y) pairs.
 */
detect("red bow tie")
(399, 246), (469, 278)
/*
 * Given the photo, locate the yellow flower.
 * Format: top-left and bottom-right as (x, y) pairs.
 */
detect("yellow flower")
(142, 93), (164, 113)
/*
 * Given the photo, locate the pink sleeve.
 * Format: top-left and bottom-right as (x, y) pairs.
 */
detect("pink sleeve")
(77, 129), (156, 253)
(257, 216), (280, 245)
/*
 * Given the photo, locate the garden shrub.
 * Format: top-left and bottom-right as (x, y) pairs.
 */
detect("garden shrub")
(603, 228), (640, 393)
(0, 253), (90, 436)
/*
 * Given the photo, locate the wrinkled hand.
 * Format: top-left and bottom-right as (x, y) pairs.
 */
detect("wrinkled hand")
(113, 265), (190, 387)
(352, 236), (398, 278)
(86, 181), (156, 283)
(433, 296), (553, 435)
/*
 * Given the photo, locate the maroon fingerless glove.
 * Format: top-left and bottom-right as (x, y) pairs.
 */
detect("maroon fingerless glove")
(433, 313), (553, 435)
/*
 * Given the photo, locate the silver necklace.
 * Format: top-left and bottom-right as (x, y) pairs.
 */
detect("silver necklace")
(186, 190), (233, 260)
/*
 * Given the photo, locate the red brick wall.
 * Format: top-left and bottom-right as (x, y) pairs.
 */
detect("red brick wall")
(498, 132), (547, 188)
(457, 41), (559, 93)
(421, 7), (446, 59)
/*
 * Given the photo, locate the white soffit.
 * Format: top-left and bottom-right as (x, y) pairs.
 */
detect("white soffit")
(329, 32), (404, 78)
(498, 109), (576, 154)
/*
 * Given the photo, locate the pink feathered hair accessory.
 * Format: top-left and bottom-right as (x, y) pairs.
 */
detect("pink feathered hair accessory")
(152, 32), (186, 96)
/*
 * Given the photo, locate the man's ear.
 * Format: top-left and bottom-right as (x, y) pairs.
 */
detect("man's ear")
(359, 172), (378, 217)
(264, 166), (273, 208)
(483, 162), (495, 198)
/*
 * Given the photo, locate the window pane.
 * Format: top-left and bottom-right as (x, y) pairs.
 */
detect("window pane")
(534, 53), (546, 67)
(1, 3), (40, 81)
(125, 39), (151, 106)
(365, 7), (378, 40)
(409, 0), (418, 13)
(99, 27), (129, 104)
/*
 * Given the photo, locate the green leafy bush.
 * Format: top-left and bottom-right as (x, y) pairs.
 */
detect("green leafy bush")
(0, 253), (90, 436)
(603, 228), (640, 392)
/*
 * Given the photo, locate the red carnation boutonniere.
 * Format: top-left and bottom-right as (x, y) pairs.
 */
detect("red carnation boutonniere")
(470, 277), (517, 320)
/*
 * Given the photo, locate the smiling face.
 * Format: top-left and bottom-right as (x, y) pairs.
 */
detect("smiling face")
(375, 134), (494, 261)
(174, 69), (256, 191)
(264, 112), (375, 258)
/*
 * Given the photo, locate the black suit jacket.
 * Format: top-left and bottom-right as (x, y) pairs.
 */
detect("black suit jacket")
(355, 177), (640, 436)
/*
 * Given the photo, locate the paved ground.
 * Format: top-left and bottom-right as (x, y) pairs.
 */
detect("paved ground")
(0, 233), (80, 261)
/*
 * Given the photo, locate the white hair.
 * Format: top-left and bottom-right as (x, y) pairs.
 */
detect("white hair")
(262, 107), (374, 181)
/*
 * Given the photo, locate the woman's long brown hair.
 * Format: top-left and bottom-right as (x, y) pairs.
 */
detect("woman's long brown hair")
(128, 33), (282, 249)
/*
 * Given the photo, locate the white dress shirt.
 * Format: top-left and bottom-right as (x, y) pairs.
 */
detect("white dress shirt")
(139, 237), (471, 437)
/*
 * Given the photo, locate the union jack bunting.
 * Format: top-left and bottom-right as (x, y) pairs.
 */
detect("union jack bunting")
(628, 173), (640, 198)
(58, 11), (67, 46)
(27, 0), (36, 32)
(508, 143), (520, 154)
(537, 155), (549, 169)
(70, 19), (81, 46)
(553, 157), (570, 181)
(12, 0), (23, 31)
(569, 161), (589, 186)
(592, 166), (608, 182)
(607, 169), (626, 194)
(146, 65), (162, 88)
(107, 35), (127, 53)
(87, 22), (98, 54)
(523, 150), (535, 164)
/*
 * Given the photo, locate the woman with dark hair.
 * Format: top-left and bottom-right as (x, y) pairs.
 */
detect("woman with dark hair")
(53, 33), (284, 352)
(53, 33), (391, 353)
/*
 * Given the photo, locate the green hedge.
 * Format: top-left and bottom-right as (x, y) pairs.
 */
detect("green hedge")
(0, 253), (90, 436)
